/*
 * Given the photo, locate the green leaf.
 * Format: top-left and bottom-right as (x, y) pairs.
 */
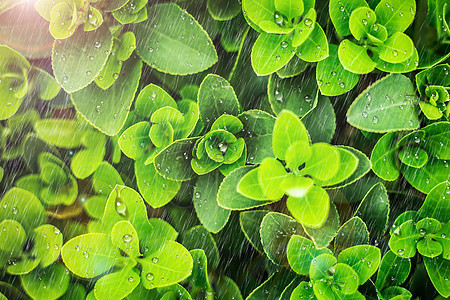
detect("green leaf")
(355, 183), (390, 237)
(258, 157), (288, 199)
(421, 122), (450, 160)
(401, 157), (450, 194)
(70, 132), (106, 179)
(314, 147), (358, 187)
(218, 166), (273, 210)
(374, 47), (419, 73)
(239, 110), (276, 164)
(261, 212), (307, 267)
(242, 0), (276, 29)
(182, 225), (220, 269)
(374, 0), (416, 35)
(418, 182), (450, 223)
(333, 263), (359, 295)
(346, 74), (420, 133)
(296, 24), (329, 62)
(34, 119), (84, 148)
(0, 220), (26, 256)
(176, 100), (200, 139)
(134, 84), (177, 118)
(378, 32), (414, 64)
(300, 143), (340, 182)
(283, 175), (314, 198)
(291, 281), (317, 299)
(329, 0), (369, 36)
(423, 256), (450, 297)
(214, 276), (243, 300)
(398, 147), (428, 167)
(292, 9), (316, 47)
(338, 245), (381, 284)
(52, 26), (113, 93)
(32, 225), (63, 268)
(84, 5), (103, 32)
(334, 217), (369, 254)
(301, 96), (336, 144)
(207, 0), (240, 21)
(61, 233), (120, 278)
(188, 250), (212, 296)
(239, 210), (269, 253)
(135, 3), (217, 75)
(371, 132), (399, 181)
(48, 2), (77, 39)
(7, 258), (40, 275)
(246, 269), (297, 300)
(287, 235), (332, 275)
(287, 185), (330, 228)
(382, 286), (412, 300)
(316, 44), (359, 96)
(284, 140), (312, 171)
(21, 264), (70, 300)
(150, 123), (174, 149)
(30, 67), (61, 101)
(338, 39), (376, 74)
(211, 115), (243, 134)
(273, 110), (309, 160)
(95, 268), (140, 300)
(275, 0), (304, 19)
(303, 202), (340, 248)
(135, 157), (181, 208)
(111, 0), (147, 24)
(198, 74), (241, 128)
(417, 236), (442, 258)
(251, 33), (295, 76)
(99, 186), (152, 237)
(328, 146), (371, 189)
(349, 7), (376, 40)
(140, 241), (193, 288)
(92, 162), (124, 196)
(388, 220), (421, 258)
(71, 57), (143, 136)
(0, 187), (46, 235)
(236, 168), (270, 200)
(154, 138), (197, 181)
(268, 72), (318, 117)
(309, 253), (337, 280)
(111, 221), (141, 258)
(376, 250), (411, 290)
(193, 172), (231, 233)
(276, 54), (309, 78)
(95, 32), (136, 90)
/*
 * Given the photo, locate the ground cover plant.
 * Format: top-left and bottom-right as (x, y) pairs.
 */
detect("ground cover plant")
(0, 0), (449, 299)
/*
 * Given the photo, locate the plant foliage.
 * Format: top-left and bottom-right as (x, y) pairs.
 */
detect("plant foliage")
(0, 0), (449, 299)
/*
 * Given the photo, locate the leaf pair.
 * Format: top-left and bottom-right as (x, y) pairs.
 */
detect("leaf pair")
(16, 152), (78, 206)
(0, 46), (60, 120)
(83, 162), (124, 219)
(35, 0), (83, 39)
(112, 0), (148, 25)
(287, 235), (381, 299)
(35, 118), (109, 179)
(0, 188), (63, 275)
(370, 122), (449, 193)
(0, 110), (40, 160)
